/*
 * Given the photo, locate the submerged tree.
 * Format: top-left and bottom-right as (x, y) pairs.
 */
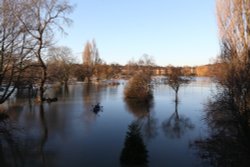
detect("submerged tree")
(16, 0), (73, 102)
(124, 55), (155, 101)
(166, 67), (191, 102)
(124, 71), (153, 101)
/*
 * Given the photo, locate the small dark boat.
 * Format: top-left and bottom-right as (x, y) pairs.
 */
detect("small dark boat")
(42, 97), (58, 103)
(92, 103), (103, 114)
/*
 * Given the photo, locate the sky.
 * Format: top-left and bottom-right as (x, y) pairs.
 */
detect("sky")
(58, 0), (220, 66)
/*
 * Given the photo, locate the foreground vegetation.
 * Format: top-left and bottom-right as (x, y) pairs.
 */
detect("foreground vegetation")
(193, 0), (250, 166)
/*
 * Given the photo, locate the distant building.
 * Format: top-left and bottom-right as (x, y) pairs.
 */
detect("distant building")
(154, 68), (166, 75)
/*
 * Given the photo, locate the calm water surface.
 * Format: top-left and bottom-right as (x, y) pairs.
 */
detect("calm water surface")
(1, 77), (215, 167)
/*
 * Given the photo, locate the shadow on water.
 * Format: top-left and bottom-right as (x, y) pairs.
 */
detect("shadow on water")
(120, 121), (148, 167)
(125, 99), (158, 141)
(192, 92), (250, 167)
(162, 101), (194, 139)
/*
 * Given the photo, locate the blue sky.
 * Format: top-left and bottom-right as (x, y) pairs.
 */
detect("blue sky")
(58, 0), (220, 66)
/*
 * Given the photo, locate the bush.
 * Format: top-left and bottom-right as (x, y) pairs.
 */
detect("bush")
(124, 72), (153, 101)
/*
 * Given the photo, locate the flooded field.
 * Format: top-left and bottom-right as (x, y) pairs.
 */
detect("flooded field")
(0, 77), (215, 167)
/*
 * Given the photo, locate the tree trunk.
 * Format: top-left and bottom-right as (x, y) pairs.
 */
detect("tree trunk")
(175, 90), (178, 103)
(39, 66), (47, 102)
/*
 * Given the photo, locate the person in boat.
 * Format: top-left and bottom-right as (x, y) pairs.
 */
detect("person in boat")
(93, 103), (102, 114)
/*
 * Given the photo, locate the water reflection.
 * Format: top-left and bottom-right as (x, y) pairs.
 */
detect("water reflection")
(0, 77), (213, 166)
(0, 105), (53, 167)
(125, 99), (158, 141)
(120, 121), (148, 167)
(193, 92), (250, 167)
(0, 112), (22, 166)
(43, 83), (69, 101)
(162, 102), (194, 139)
(82, 83), (105, 131)
(54, 84), (69, 100)
(82, 83), (103, 110)
(39, 104), (48, 165)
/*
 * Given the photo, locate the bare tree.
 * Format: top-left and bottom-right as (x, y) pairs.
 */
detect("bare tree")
(216, 0), (250, 125)
(47, 46), (74, 86)
(192, 3), (250, 165)
(0, 0), (35, 103)
(16, 0), (73, 102)
(82, 41), (92, 66)
(166, 67), (191, 102)
(82, 39), (102, 82)
(124, 58), (139, 78)
(138, 54), (155, 75)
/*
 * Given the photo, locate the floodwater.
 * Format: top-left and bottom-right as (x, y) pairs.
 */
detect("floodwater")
(0, 77), (215, 167)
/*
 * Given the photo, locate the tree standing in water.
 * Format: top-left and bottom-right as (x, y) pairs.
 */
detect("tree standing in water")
(16, 0), (73, 102)
(166, 66), (191, 102)
(124, 55), (155, 101)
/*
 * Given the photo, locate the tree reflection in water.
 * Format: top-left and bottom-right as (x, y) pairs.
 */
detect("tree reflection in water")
(83, 83), (103, 109)
(39, 104), (48, 165)
(0, 105), (50, 166)
(162, 102), (194, 139)
(82, 83), (104, 130)
(0, 112), (22, 166)
(125, 99), (158, 141)
(120, 121), (148, 167)
(193, 92), (250, 167)
(56, 84), (69, 101)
